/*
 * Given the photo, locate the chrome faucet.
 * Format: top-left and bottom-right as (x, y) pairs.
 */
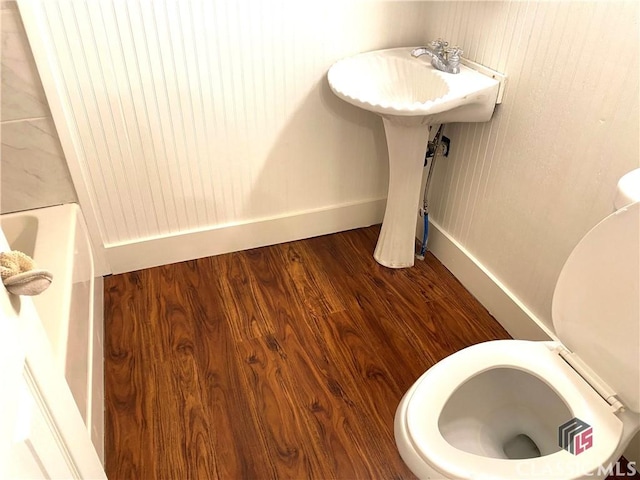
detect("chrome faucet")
(411, 39), (463, 74)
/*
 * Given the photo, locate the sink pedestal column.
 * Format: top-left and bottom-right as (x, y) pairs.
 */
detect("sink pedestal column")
(374, 117), (429, 268)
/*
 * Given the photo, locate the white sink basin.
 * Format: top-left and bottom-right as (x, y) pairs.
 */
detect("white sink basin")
(328, 47), (504, 268)
(328, 47), (501, 125)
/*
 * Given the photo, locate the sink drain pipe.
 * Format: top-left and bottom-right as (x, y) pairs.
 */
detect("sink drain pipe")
(416, 124), (444, 260)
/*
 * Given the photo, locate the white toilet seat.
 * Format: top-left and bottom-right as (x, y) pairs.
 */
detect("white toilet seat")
(399, 339), (623, 479)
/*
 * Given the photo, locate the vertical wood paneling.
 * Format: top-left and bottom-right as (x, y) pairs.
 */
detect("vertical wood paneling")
(22, 0), (390, 245)
(26, 0), (437, 246)
(44, 1), (120, 242)
(107, 1), (166, 234)
(424, 1), (639, 328)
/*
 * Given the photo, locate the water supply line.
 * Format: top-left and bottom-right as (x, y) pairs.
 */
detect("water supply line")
(416, 124), (445, 260)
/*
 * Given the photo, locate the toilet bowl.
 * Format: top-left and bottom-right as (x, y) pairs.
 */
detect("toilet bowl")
(394, 202), (640, 479)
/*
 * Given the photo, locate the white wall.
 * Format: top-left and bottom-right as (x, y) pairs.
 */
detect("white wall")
(423, 0), (639, 332)
(19, 0), (440, 273)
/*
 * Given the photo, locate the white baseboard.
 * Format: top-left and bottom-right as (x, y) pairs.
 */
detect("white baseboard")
(426, 219), (556, 341)
(106, 197), (553, 342)
(105, 198), (386, 274)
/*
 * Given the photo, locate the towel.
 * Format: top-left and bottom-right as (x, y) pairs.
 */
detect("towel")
(0, 250), (53, 296)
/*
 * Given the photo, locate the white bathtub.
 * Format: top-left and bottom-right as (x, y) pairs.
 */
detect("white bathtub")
(1, 203), (104, 463)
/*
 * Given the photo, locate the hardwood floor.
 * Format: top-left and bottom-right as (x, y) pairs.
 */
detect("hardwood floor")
(104, 226), (512, 479)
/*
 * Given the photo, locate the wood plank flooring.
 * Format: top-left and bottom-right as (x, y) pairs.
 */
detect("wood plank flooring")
(104, 226), (512, 479)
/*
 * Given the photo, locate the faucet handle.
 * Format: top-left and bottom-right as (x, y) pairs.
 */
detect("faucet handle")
(445, 46), (463, 61)
(430, 38), (448, 51)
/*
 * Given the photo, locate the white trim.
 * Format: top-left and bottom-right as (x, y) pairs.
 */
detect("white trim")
(17, 1), (110, 275)
(426, 219), (557, 342)
(105, 198), (386, 274)
(21, 295), (105, 479)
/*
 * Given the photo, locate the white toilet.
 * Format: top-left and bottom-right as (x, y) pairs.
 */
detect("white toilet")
(395, 200), (640, 479)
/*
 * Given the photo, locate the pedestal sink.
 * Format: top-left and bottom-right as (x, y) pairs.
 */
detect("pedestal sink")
(328, 47), (504, 268)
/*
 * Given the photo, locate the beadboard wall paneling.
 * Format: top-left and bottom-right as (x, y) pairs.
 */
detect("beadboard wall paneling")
(423, 1), (639, 329)
(18, 0), (431, 269)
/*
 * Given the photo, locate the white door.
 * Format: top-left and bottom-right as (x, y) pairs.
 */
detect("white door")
(0, 234), (106, 479)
